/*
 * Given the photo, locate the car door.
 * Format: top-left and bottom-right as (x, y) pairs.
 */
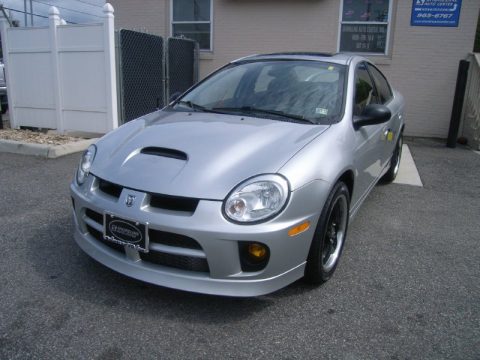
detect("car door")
(351, 62), (386, 207)
(366, 63), (400, 169)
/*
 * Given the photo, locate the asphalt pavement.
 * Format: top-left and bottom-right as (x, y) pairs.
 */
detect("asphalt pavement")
(0, 139), (479, 359)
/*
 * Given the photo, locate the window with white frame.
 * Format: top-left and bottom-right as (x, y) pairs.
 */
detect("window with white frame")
(171, 0), (212, 51)
(339, 0), (392, 55)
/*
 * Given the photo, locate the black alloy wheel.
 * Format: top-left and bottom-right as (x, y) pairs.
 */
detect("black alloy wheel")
(305, 181), (350, 284)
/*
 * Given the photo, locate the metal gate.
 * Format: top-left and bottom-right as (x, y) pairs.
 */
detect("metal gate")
(117, 30), (165, 123)
(116, 30), (198, 123)
(167, 37), (199, 101)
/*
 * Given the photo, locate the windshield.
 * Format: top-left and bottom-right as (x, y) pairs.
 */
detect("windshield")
(173, 60), (347, 124)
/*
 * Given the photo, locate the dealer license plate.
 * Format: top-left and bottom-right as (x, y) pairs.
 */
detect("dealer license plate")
(103, 213), (149, 253)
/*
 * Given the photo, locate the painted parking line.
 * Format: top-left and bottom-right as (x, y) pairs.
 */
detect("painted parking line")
(393, 144), (423, 187)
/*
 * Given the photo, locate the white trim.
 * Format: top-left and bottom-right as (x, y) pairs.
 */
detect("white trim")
(337, 0), (393, 56)
(340, 21), (388, 25)
(385, 0), (393, 55)
(172, 21), (210, 24)
(170, 0), (213, 51)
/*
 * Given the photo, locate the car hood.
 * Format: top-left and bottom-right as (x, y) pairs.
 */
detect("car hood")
(91, 110), (329, 200)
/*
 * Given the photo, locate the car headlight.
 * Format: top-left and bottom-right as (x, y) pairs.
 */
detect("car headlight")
(224, 174), (290, 223)
(76, 144), (96, 185)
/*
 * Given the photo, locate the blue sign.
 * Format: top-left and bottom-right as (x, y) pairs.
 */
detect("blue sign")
(411, 0), (462, 27)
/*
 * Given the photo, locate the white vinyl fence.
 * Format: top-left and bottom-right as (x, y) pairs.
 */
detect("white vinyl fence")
(0, 4), (118, 134)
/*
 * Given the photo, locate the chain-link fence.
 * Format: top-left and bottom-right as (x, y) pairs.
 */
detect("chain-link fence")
(116, 30), (199, 123)
(167, 37), (199, 102)
(117, 30), (165, 123)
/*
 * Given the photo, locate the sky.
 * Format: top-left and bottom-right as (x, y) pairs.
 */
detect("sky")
(2, 0), (105, 26)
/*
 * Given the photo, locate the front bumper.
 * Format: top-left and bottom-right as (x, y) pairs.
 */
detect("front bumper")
(70, 175), (330, 297)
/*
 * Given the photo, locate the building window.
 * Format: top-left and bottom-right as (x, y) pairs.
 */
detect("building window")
(339, 0), (392, 55)
(171, 0), (212, 51)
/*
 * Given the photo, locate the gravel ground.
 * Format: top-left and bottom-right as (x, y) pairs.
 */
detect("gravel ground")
(0, 129), (83, 145)
(0, 112), (84, 145)
(0, 139), (479, 359)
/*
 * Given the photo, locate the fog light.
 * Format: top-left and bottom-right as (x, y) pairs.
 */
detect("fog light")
(239, 241), (270, 272)
(248, 243), (267, 260)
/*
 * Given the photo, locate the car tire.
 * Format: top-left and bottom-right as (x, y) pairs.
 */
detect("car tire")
(304, 181), (350, 285)
(382, 133), (403, 183)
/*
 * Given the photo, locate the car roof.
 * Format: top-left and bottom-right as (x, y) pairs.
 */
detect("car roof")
(231, 52), (356, 66)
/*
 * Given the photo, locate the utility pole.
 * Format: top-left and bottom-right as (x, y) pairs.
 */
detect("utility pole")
(24, 0), (27, 26)
(29, 0), (33, 26)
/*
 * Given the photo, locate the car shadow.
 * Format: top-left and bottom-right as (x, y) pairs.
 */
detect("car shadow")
(25, 214), (314, 324)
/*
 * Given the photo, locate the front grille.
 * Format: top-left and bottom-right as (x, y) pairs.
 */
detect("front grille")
(149, 194), (198, 213)
(98, 178), (123, 198)
(84, 209), (124, 253)
(85, 208), (103, 224)
(83, 207), (208, 273)
(96, 177), (199, 213)
(86, 224), (125, 253)
(149, 229), (202, 249)
(140, 251), (209, 273)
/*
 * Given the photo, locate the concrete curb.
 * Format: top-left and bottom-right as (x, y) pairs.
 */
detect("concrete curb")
(0, 138), (98, 158)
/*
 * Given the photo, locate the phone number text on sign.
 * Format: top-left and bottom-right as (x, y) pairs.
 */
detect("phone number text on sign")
(410, 0), (462, 27)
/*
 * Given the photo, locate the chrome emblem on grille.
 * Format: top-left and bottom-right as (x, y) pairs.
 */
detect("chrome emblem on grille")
(125, 194), (136, 207)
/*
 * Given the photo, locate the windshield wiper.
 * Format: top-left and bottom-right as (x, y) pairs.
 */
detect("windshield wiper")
(175, 100), (228, 115)
(176, 100), (208, 112)
(212, 106), (316, 124)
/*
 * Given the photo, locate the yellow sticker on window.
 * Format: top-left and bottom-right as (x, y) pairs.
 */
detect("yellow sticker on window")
(328, 66), (334, 71)
(387, 131), (394, 142)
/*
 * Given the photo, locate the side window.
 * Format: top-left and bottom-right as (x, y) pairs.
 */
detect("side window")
(367, 64), (393, 104)
(354, 63), (377, 116)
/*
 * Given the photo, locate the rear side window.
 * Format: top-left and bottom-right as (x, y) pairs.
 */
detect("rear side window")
(367, 64), (393, 104)
(354, 62), (377, 116)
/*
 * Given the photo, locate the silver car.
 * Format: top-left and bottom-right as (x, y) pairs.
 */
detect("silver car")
(70, 53), (404, 297)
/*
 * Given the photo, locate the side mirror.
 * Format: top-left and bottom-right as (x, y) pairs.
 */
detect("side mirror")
(353, 104), (391, 129)
(169, 91), (182, 104)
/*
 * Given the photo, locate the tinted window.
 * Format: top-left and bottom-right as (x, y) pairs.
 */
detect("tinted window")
(354, 63), (377, 116)
(367, 64), (393, 104)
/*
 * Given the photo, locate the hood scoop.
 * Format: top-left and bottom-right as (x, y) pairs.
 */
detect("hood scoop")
(140, 147), (188, 161)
